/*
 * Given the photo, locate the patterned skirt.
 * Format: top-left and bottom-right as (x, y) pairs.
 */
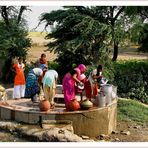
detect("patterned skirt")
(25, 70), (40, 98)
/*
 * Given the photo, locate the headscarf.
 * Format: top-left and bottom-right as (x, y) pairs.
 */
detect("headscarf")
(74, 64), (86, 80)
(33, 68), (43, 77)
(78, 64), (86, 74)
(40, 64), (48, 71)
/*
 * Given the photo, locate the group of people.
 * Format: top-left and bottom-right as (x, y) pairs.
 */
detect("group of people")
(12, 54), (58, 108)
(12, 53), (103, 109)
(62, 64), (103, 108)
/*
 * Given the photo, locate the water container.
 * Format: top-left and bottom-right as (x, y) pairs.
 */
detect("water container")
(95, 92), (106, 107)
(99, 93), (106, 107)
(101, 84), (112, 105)
(112, 85), (117, 100)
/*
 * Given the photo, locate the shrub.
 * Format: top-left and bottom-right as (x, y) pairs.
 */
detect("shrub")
(112, 60), (148, 104)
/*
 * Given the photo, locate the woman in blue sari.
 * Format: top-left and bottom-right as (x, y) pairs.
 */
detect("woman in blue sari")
(25, 68), (43, 102)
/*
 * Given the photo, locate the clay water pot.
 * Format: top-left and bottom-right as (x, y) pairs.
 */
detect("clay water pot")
(67, 99), (80, 111)
(80, 99), (93, 110)
(39, 100), (51, 111)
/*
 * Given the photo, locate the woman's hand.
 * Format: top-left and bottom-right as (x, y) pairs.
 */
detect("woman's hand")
(79, 81), (83, 86)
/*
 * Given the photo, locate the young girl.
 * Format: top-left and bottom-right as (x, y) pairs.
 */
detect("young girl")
(12, 57), (25, 100)
(85, 65), (103, 100)
(39, 53), (48, 66)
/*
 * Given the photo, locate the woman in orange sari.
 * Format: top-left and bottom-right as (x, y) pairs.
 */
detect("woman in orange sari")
(12, 57), (25, 100)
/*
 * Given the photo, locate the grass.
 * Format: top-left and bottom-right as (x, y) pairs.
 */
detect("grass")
(117, 99), (148, 125)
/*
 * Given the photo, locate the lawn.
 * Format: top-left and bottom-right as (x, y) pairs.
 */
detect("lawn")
(117, 98), (148, 125)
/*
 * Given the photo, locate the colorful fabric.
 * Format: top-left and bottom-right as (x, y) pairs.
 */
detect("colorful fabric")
(39, 58), (47, 65)
(62, 73), (76, 106)
(85, 80), (98, 99)
(43, 84), (55, 105)
(87, 69), (99, 98)
(25, 70), (40, 98)
(78, 64), (86, 73)
(32, 68), (43, 77)
(62, 64), (86, 106)
(40, 64), (48, 71)
(13, 63), (25, 85)
(42, 70), (58, 87)
(42, 70), (58, 104)
(13, 85), (25, 99)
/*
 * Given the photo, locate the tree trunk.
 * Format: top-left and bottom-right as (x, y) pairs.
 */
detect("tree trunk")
(112, 42), (118, 61)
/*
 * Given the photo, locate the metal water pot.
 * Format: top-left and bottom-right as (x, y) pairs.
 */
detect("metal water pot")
(80, 99), (93, 110)
(95, 92), (106, 107)
(101, 84), (112, 105)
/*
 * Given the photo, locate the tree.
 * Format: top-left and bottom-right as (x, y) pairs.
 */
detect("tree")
(40, 6), (111, 76)
(125, 6), (148, 53)
(0, 6), (31, 82)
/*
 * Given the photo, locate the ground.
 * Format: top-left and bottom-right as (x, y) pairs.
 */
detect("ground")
(27, 32), (148, 62)
(110, 121), (148, 142)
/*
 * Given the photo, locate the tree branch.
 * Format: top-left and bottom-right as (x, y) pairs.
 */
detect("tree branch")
(1, 6), (10, 26)
(114, 6), (125, 22)
(17, 6), (27, 24)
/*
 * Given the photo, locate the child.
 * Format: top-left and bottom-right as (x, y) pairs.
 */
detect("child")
(12, 57), (25, 100)
(85, 65), (103, 100)
(39, 53), (48, 66)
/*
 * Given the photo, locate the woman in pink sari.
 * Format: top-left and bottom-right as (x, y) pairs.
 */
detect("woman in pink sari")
(62, 64), (86, 107)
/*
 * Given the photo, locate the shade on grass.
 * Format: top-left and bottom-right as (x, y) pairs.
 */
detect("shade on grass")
(117, 99), (148, 125)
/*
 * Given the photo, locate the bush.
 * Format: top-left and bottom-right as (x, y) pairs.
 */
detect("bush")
(112, 60), (148, 104)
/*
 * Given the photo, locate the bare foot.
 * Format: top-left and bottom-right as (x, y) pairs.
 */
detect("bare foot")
(50, 104), (55, 109)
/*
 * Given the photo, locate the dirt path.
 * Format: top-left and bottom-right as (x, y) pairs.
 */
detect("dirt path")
(110, 121), (148, 142)
(27, 35), (148, 62)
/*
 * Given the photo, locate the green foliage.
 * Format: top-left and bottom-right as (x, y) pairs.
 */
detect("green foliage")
(0, 6), (31, 83)
(48, 61), (60, 70)
(138, 23), (148, 52)
(125, 6), (148, 52)
(118, 99), (148, 125)
(40, 6), (111, 76)
(0, 22), (31, 59)
(113, 60), (148, 104)
(86, 53), (115, 81)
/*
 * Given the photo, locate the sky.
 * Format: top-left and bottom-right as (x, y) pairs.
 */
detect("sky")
(25, 6), (61, 32)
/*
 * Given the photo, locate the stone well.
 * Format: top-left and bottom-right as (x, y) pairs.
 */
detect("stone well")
(0, 85), (117, 137)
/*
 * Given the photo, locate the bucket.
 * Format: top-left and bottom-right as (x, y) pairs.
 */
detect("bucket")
(101, 84), (112, 105)
(98, 93), (106, 107)
(112, 85), (117, 100)
(95, 92), (106, 107)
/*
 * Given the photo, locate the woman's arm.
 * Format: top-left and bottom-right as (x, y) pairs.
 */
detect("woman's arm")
(93, 75), (102, 79)
(73, 74), (83, 85)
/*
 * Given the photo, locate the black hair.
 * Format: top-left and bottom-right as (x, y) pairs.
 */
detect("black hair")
(41, 53), (46, 57)
(97, 65), (102, 70)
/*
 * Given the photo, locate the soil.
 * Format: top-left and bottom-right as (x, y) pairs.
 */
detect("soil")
(110, 121), (148, 142)
(27, 35), (148, 62)
(94, 121), (148, 142)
